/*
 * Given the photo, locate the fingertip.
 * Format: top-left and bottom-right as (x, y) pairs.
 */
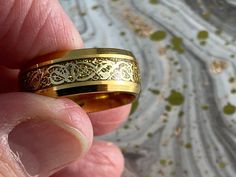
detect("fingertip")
(88, 104), (131, 135)
(0, 93), (94, 176)
(0, 93), (94, 152)
(52, 141), (124, 177)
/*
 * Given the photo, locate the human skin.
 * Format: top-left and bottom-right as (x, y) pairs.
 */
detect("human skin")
(0, 0), (131, 176)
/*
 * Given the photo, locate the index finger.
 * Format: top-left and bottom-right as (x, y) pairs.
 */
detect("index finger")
(0, 0), (83, 68)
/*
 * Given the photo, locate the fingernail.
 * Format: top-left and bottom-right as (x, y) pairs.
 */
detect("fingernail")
(8, 118), (89, 176)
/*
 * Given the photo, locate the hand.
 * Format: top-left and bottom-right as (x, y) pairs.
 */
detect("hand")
(0, 1), (131, 177)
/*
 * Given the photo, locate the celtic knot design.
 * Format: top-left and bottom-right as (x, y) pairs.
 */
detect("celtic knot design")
(21, 58), (140, 91)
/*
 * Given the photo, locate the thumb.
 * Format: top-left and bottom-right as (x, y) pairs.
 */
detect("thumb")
(0, 93), (93, 177)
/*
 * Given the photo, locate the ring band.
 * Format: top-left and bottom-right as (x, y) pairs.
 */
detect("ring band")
(19, 48), (141, 112)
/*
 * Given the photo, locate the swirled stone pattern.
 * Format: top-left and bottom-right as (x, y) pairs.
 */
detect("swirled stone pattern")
(21, 58), (139, 91)
(60, 0), (236, 177)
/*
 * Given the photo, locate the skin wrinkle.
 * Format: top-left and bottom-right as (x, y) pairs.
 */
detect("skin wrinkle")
(89, 149), (117, 167)
(59, 12), (71, 46)
(0, 98), (31, 132)
(0, 1), (15, 29)
(37, 8), (58, 55)
(32, 6), (76, 59)
(81, 142), (120, 170)
(7, 151), (25, 177)
(14, 0), (54, 65)
(50, 3), (83, 50)
(0, 0), (28, 43)
(65, 108), (75, 124)
(24, 6), (52, 59)
(47, 11), (68, 49)
(77, 142), (124, 177)
(57, 10), (80, 48)
(61, 107), (92, 141)
(0, 164), (17, 177)
(0, 5), (17, 40)
(14, 0), (34, 47)
(28, 0), (52, 35)
(54, 141), (124, 177)
(0, 141), (24, 177)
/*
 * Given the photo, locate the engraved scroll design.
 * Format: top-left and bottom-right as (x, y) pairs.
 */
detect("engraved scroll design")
(22, 58), (140, 91)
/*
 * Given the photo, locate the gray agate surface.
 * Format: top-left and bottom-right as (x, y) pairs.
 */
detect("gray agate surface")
(61, 1), (236, 176)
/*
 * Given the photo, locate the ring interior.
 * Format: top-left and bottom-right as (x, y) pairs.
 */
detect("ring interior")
(66, 92), (136, 113)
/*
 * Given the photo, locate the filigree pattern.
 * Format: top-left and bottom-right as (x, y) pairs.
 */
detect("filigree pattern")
(21, 58), (140, 91)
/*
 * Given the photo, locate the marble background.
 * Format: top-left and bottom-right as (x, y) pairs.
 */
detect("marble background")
(60, 0), (236, 177)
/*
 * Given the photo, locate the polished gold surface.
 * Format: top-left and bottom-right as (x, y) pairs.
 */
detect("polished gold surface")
(19, 48), (141, 112)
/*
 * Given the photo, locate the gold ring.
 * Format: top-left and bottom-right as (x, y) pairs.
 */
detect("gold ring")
(19, 48), (141, 112)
